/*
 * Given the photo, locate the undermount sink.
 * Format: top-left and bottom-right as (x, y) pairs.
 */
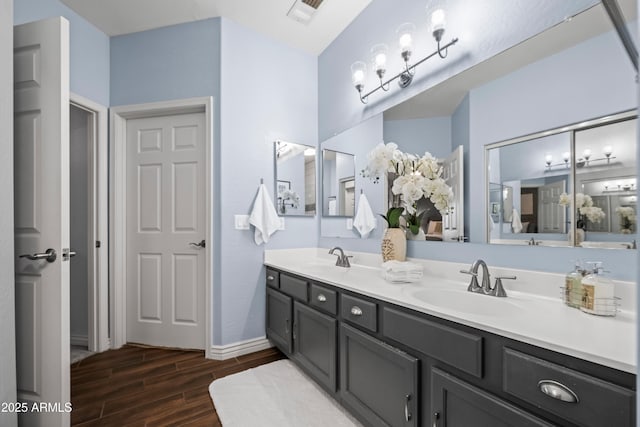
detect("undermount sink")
(402, 286), (525, 317)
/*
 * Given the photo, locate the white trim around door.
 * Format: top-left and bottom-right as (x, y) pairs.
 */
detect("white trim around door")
(110, 97), (214, 356)
(70, 92), (110, 353)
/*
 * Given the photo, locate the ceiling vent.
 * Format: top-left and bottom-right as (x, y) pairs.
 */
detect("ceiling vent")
(287, 0), (325, 25)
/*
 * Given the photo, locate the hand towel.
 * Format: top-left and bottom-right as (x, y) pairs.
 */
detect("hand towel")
(352, 193), (377, 238)
(511, 208), (523, 233)
(381, 260), (423, 283)
(328, 199), (337, 215)
(249, 184), (280, 245)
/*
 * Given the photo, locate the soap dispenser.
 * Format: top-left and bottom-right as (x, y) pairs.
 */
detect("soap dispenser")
(564, 260), (584, 308)
(580, 262), (616, 316)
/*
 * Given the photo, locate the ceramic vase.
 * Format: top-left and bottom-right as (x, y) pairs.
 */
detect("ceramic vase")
(381, 228), (406, 262)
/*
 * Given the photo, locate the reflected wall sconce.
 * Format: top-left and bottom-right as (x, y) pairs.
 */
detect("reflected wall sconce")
(544, 152), (571, 170)
(351, 7), (459, 104)
(544, 147), (617, 171)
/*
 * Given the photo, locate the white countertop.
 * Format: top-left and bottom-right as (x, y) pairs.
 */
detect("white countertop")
(264, 248), (637, 374)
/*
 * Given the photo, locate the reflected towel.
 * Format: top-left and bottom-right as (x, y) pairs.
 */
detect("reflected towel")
(511, 208), (523, 233)
(353, 193), (376, 238)
(328, 199), (337, 215)
(249, 184), (280, 245)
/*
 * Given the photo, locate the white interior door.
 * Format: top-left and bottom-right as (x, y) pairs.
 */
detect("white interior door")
(441, 145), (464, 241)
(14, 17), (70, 427)
(538, 180), (566, 233)
(126, 113), (206, 349)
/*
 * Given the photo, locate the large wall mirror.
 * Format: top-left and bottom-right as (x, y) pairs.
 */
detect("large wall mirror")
(486, 111), (637, 249)
(322, 149), (356, 217)
(274, 140), (316, 216)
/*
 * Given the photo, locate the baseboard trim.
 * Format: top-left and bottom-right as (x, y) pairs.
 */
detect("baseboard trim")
(208, 337), (273, 360)
(71, 334), (88, 347)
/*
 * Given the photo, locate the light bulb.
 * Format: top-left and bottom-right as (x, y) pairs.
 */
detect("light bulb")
(583, 148), (592, 160)
(397, 23), (416, 60)
(562, 152), (570, 162)
(544, 154), (553, 165)
(431, 9), (446, 32)
(603, 145), (613, 157)
(351, 61), (366, 90)
(370, 44), (388, 78)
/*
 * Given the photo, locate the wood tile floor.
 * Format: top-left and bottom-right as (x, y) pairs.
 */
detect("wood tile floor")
(71, 344), (285, 426)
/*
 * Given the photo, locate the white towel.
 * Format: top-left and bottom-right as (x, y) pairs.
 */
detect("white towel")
(249, 184), (280, 245)
(328, 199), (337, 215)
(381, 261), (423, 283)
(511, 208), (523, 233)
(352, 194), (376, 238)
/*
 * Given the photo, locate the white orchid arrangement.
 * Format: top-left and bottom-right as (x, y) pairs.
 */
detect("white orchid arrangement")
(362, 142), (453, 227)
(615, 206), (636, 230)
(559, 192), (605, 223)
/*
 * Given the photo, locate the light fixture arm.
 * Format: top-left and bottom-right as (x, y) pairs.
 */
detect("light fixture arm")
(357, 37), (458, 104)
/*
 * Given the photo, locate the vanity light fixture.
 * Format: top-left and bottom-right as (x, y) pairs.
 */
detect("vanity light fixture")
(545, 147), (617, 171)
(544, 152), (571, 171)
(351, 7), (458, 104)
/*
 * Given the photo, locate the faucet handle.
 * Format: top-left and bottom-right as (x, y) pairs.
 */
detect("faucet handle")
(460, 269), (482, 292)
(459, 269), (477, 276)
(491, 275), (516, 297)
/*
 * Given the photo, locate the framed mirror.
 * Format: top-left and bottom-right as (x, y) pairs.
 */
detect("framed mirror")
(486, 111), (637, 248)
(322, 149), (356, 217)
(274, 140), (316, 216)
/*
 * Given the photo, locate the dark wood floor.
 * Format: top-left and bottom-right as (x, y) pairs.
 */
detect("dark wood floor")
(71, 344), (285, 426)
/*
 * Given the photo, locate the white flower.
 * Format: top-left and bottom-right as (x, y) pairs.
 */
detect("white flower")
(579, 206), (605, 223)
(281, 190), (300, 208)
(559, 192), (571, 207)
(616, 206), (636, 224)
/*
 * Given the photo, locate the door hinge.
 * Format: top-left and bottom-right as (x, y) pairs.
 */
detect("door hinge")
(96, 240), (101, 248)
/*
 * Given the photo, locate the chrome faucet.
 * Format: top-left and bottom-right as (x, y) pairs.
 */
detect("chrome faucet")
(329, 247), (352, 268)
(460, 259), (516, 298)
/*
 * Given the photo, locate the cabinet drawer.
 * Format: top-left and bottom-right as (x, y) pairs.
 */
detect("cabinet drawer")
(266, 268), (279, 289)
(279, 273), (308, 302)
(340, 294), (377, 333)
(310, 283), (338, 316)
(382, 307), (483, 378)
(503, 348), (635, 427)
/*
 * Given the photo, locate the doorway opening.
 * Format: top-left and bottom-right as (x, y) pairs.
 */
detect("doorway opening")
(69, 95), (109, 361)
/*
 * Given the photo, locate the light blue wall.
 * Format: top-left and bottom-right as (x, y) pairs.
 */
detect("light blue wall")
(14, 0), (110, 106)
(110, 18), (220, 106)
(1, 0), (16, 424)
(318, 6), (637, 281)
(383, 117), (451, 159)
(318, 0), (598, 141)
(217, 17), (318, 345)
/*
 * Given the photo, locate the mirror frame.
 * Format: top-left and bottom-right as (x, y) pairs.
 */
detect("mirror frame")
(321, 148), (356, 218)
(273, 140), (317, 217)
(484, 109), (637, 246)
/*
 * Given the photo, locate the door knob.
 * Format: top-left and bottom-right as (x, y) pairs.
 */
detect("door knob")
(189, 240), (206, 248)
(19, 248), (57, 263)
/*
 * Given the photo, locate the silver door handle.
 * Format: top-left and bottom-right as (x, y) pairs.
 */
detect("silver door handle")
(317, 294), (327, 302)
(538, 380), (579, 403)
(19, 248), (57, 263)
(404, 394), (412, 422)
(350, 306), (363, 316)
(189, 239), (206, 248)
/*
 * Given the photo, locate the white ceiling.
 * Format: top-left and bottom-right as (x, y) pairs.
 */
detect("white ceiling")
(60, 0), (371, 55)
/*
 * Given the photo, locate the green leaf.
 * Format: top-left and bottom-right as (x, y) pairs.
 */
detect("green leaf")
(409, 223), (420, 234)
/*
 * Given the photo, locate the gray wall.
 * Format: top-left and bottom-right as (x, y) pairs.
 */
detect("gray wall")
(0, 0), (17, 425)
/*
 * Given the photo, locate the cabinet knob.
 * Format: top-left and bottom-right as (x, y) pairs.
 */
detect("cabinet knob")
(538, 380), (579, 403)
(267, 275), (275, 281)
(350, 306), (363, 316)
(317, 294), (327, 303)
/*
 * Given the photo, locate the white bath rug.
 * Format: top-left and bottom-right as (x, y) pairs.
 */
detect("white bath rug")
(209, 359), (362, 427)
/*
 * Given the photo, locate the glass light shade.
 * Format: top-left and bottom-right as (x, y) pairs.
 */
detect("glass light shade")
(431, 8), (446, 32)
(583, 148), (592, 159)
(603, 145), (613, 156)
(370, 44), (388, 75)
(351, 61), (366, 89)
(396, 23), (416, 55)
(544, 154), (553, 165)
(562, 152), (571, 162)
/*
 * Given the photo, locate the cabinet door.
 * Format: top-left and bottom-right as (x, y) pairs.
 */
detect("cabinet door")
(431, 368), (554, 427)
(266, 287), (292, 354)
(340, 324), (418, 427)
(293, 302), (337, 392)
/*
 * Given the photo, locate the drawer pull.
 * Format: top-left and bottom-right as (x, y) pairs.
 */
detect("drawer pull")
(317, 293), (327, 302)
(350, 306), (363, 316)
(538, 380), (579, 403)
(432, 411), (440, 427)
(267, 275), (275, 281)
(404, 394), (412, 422)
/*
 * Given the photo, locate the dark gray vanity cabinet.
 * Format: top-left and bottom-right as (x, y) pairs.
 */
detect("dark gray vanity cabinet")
(266, 287), (292, 355)
(292, 301), (337, 392)
(265, 267), (636, 427)
(431, 368), (554, 427)
(340, 324), (419, 427)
